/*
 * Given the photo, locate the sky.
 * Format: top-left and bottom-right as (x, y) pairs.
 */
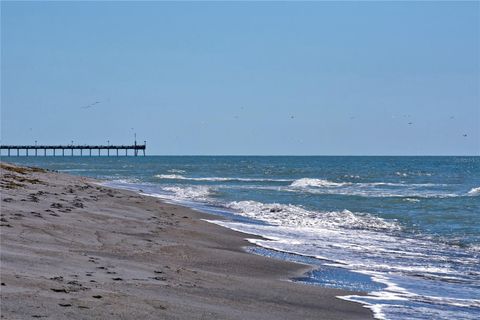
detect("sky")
(1, 1), (479, 155)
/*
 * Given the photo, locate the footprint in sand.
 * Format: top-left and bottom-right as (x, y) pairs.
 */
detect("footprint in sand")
(88, 257), (99, 263)
(31, 212), (43, 218)
(58, 303), (72, 307)
(72, 200), (84, 208)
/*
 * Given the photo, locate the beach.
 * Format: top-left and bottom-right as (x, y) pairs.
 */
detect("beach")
(0, 162), (371, 320)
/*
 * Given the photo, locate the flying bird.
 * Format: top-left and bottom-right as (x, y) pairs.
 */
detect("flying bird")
(408, 122), (413, 125)
(463, 134), (468, 137)
(81, 101), (101, 109)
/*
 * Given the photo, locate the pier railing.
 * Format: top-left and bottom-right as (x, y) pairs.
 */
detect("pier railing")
(0, 144), (146, 156)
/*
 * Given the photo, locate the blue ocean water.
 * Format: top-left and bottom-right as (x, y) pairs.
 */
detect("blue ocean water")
(6, 156), (480, 319)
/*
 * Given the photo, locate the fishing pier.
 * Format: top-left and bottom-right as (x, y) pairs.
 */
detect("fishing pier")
(0, 142), (146, 157)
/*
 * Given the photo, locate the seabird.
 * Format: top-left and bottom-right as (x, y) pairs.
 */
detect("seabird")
(81, 101), (101, 109)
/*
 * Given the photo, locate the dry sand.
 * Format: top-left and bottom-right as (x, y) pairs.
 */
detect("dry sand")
(0, 162), (372, 319)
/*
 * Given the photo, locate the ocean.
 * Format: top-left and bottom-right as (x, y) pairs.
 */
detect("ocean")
(6, 156), (479, 320)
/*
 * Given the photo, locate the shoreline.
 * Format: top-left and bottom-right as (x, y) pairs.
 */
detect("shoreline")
(0, 162), (372, 319)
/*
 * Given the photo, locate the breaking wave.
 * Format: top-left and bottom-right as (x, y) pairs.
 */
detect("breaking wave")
(161, 185), (213, 201)
(155, 174), (290, 182)
(287, 178), (457, 198)
(467, 187), (480, 196)
(290, 178), (350, 187)
(226, 200), (401, 232)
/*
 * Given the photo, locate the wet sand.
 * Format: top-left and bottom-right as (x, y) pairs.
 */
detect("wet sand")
(0, 162), (372, 319)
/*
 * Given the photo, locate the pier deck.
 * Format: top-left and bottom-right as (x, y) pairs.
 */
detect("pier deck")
(0, 144), (146, 156)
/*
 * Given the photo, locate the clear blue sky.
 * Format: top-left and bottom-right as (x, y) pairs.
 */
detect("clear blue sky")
(1, 1), (479, 155)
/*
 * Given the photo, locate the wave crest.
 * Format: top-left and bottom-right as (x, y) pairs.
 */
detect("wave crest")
(290, 178), (350, 188)
(227, 200), (400, 232)
(155, 174), (290, 182)
(161, 186), (212, 201)
(155, 174), (185, 179)
(467, 187), (480, 196)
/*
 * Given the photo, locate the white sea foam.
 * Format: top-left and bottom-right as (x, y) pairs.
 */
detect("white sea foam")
(226, 200), (400, 232)
(205, 215), (479, 319)
(337, 296), (386, 320)
(208, 216), (476, 280)
(156, 174), (185, 179)
(155, 174), (290, 182)
(467, 187), (480, 196)
(290, 178), (445, 190)
(356, 270), (480, 309)
(161, 185), (212, 201)
(284, 186), (458, 199)
(290, 178), (350, 188)
(283, 179), (458, 198)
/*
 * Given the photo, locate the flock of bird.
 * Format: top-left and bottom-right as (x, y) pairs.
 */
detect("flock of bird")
(81, 101), (101, 109)
(79, 102), (470, 138)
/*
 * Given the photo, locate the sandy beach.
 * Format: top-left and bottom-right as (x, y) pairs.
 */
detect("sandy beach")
(0, 162), (372, 319)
